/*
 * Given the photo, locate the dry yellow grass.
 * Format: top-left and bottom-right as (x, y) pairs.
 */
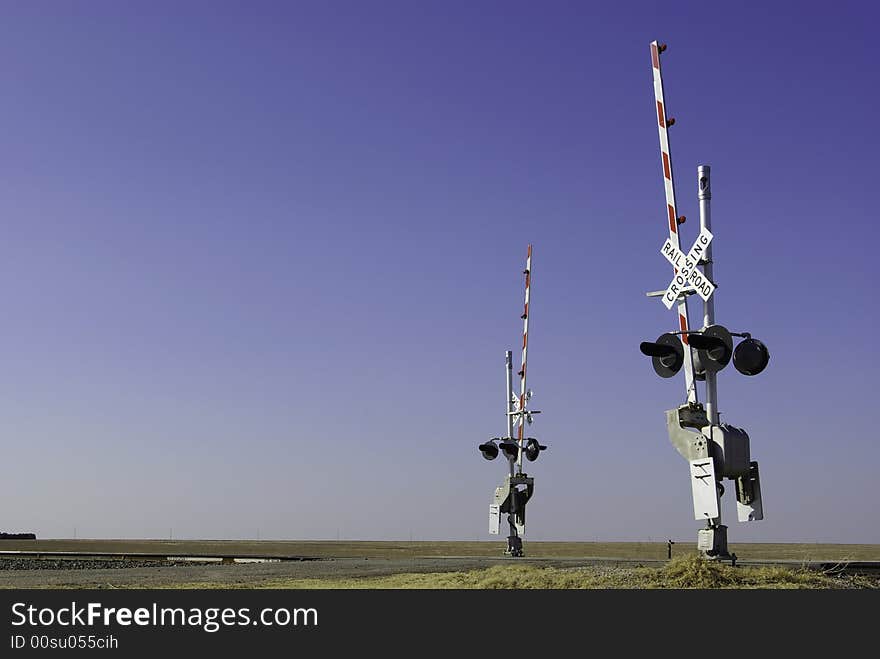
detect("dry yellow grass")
(137, 554), (877, 590)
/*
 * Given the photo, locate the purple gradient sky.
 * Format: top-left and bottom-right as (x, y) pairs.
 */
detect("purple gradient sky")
(0, 1), (876, 543)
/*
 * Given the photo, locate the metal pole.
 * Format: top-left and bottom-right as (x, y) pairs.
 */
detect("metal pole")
(504, 350), (518, 543)
(505, 351), (515, 479)
(697, 165), (718, 424)
(699, 164), (726, 551)
(505, 351), (514, 441)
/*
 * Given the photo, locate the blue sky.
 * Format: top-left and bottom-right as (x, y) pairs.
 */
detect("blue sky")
(0, 1), (877, 543)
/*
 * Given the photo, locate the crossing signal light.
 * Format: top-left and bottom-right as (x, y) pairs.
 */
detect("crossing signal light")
(639, 333), (684, 378)
(478, 440), (499, 461)
(689, 324), (733, 378)
(499, 440), (520, 460)
(523, 438), (546, 462)
(479, 438), (546, 461)
(733, 337), (770, 376)
(641, 325), (770, 379)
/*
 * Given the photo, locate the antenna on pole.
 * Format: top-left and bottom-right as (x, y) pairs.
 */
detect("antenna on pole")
(639, 42), (769, 564)
(478, 245), (546, 557)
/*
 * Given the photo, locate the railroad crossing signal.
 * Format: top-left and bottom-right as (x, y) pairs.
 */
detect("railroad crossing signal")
(479, 437), (546, 462)
(522, 437), (547, 462)
(732, 337), (770, 376)
(659, 227), (716, 309)
(687, 324), (732, 374)
(640, 332), (683, 378)
(477, 245), (546, 557)
(478, 440), (499, 460)
(643, 40), (769, 562)
(640, 325), (769, 379)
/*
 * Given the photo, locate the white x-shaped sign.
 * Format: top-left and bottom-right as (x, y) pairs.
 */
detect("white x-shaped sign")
(660, 228), (715, 309)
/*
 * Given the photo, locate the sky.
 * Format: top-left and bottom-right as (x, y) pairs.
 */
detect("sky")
(0, 1), (877, 544)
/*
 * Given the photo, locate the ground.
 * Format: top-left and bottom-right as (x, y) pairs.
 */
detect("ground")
(1, 540), (877, 589)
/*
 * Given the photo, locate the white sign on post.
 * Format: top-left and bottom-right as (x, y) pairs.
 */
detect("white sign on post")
(689, 458), (720, 520)
(488, 504), (500, 534)
(660, 228), (715, 309)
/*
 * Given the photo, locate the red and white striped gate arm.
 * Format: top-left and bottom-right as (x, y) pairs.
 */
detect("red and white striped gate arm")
(516, 244), (532, 467)
(650, 41), (698, 404)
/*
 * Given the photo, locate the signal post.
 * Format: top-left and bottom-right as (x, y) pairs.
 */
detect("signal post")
(640, 43), (770, 562)
(478, 246), (547, 557)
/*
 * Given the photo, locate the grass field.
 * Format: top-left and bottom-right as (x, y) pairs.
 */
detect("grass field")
(250, 557), (878, 589)
(75, 555), (878, 590)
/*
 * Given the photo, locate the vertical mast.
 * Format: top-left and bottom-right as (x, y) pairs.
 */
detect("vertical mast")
(698, 165), (718, 423)
(505, 350), (515, 441)
(505, 350), (515, 479)
(516, 245), (532, 472)
(650, 41), (698, 404)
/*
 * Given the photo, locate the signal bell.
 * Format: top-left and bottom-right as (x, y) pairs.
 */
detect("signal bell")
(524, 438), (546, 462)
(733, 337), (770, 376)
(478, 440), (499, 461)
(640, 333), (684, 378)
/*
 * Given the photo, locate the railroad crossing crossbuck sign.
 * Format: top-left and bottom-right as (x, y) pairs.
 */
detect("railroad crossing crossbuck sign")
(659, 227), (715, 309)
